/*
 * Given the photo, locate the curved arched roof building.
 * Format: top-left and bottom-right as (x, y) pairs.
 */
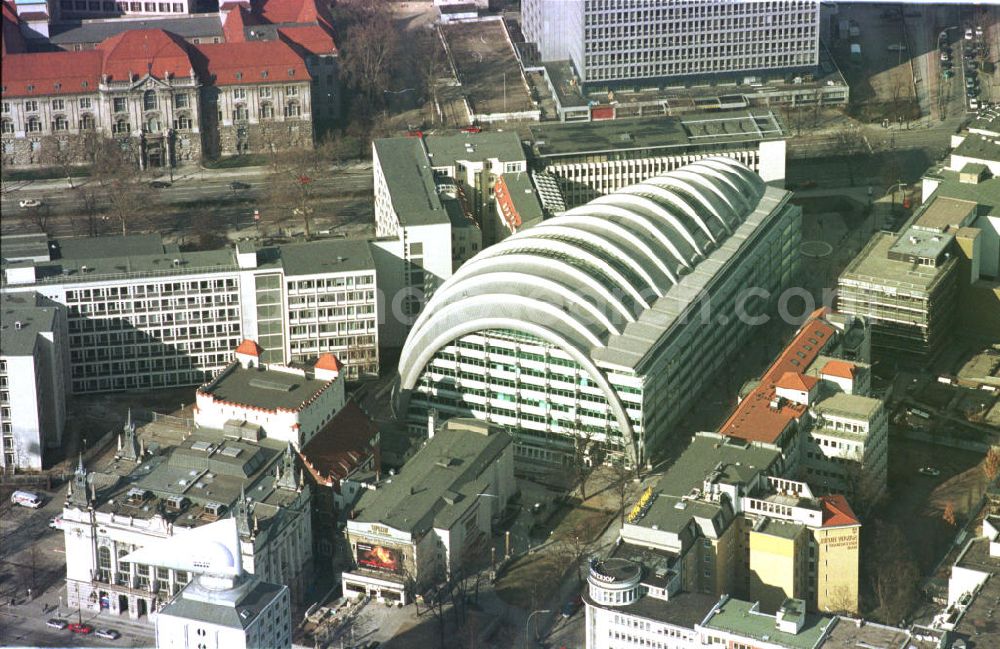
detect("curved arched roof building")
(398, 158), (801, 467)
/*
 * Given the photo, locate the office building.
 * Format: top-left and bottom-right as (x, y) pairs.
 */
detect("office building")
(526, 110), (787, 207)
(840, 165), (1000, 359)
(370, 132), (533, 347)
(397, 157), (801, 468)
(62, 415), (313, 618)
(522, 0), (820, 87)
(341, 418), (514, 604)
(1, 235), (378, 392)
(124, 518), (292, 649)
(719, 310), (887, 503)
(617, 432), (861, 615)
(0, 292), (68, 471)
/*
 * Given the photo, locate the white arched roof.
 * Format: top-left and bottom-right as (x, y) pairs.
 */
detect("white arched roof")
(397, 157), (766, 463)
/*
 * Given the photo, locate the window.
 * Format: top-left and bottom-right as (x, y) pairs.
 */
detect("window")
(284, 101), (300, 117)
(52, 99), (65, 110)
(113, 97), (127, 113)
(113, 118), (130, 134)
(1, 102), (8, 113)
(53, 115), (69, 131)
(233, 105), (248, 121)
(260, 86), (272, 99)
(80, 114), (95, 130)
(143, 90), (158, 111)
(27, 117), (41, 133)
(25, 100), (38, 112)
(1, 120), (12, 134)
(174, 114), (191, 130)
(79, 97), (92, 109)
(260, 103), (274, 119)
(233, 87), (246, 100)
(174, 93), (189, 108)
(285, 85), (298, 96)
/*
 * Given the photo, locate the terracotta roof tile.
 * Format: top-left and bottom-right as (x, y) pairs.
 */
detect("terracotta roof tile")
(775, 371), (818, 392)
(96, 28), (194, 82)
(314, 353), (343, 373)
(221, 5), (249, 43)
(193, 39), (310, 86)
(719, 317), (837, 444)
(820, 494), (860, 527)
(1, 51), (103, 97)
(276, 24), (337, 56)
(821, 360), (857, 380)
(235, 339), (263, 356)
(299, 400), (379, 488)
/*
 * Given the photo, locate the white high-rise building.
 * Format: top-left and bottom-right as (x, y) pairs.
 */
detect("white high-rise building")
(0, 292), (68, 471)
(523, 0), (821, 87)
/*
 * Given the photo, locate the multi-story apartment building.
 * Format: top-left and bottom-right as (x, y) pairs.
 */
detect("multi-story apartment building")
(62, 423), (313, 618)
(526, 110), (787, 208)
(617, 432), (861, 615)
(0, 0), (339, 167)
(719, 310), (887, 504)
(342, 418), (514, 604)
(522, 0), (820, 87)
(1, 235), (378, 392)
(0, 292), (68, 471)
(397, 158), (802, 468)
(370, 132), (533, 348)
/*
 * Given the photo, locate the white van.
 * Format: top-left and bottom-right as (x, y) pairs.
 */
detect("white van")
(11, 490), (44, 508)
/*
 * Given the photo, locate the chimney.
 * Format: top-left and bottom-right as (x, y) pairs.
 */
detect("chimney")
(427, 408), (438, 439)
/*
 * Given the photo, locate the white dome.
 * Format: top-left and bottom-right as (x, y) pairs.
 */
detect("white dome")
(192, 541), (237, 571)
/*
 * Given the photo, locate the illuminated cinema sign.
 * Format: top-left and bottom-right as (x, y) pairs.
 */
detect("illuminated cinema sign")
(356, 543), (402, 573)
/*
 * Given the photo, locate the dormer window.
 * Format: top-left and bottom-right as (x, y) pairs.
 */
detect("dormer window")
(235, 72), (243, 81)
(261, 70), (268, 79)
(287, 68), (295, 77)
(26, 84), (34, 92)
(54, 83), (61, 91)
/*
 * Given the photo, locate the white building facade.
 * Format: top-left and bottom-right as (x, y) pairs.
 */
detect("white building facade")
(523, 0), (821, 86)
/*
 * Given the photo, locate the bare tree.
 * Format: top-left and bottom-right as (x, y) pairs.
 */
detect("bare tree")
(265, 146), (326, 239)
(336, 0), (399, 107)
(87, 135), (153, 236)
(77, 187), (106, 237)
(571, 431), (595, 500)
(943, 501), (957, 526)
(868, 521), (920, 625)
(984, 446), (1000, 482)
(39, 136), (84, 188)
(610, 459), (636, 525)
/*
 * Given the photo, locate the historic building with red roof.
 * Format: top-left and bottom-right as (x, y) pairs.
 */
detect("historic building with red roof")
(1, 0), (329, 168)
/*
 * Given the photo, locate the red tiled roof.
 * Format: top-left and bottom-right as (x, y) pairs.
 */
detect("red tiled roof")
(299, 400), (379, 488)
(775, 371), (818, 393)
(257, 0), (332, 29)
(820, 494), (860, 527)
(235, 339), (263, 356)
(222, 5), (249, 43)
(719, 317), (837, 444)
(194, 39), (311, 86)
(277, 24), (337, 56)
(1, 51), (103, 97)
(96, 29), (194, 82)
(821, 360), (857, 380)
(314, 353), (343, 373)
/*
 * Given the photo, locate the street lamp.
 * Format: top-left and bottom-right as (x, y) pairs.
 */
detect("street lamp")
(525, 608), (551, 649)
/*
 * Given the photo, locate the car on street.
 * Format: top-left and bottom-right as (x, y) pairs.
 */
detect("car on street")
(967, 87), (979, 98)
(561, 596), (582, 618)
(965, 27), (974, 40)
(149, 180), (171, 189)
(68, 623), (94, 634)
(95, 629), (121, 640)
(18, 199), (42, 208)
(918, 466), (942, 477)
(46, 619), (69, 630)
(970, 98), (979, 110)
(229, 181), (251, 190)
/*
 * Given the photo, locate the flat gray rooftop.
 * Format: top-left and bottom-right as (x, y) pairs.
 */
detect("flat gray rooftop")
(586, 589), (718, 629)
(0, 293), (57, 356)
(820, 619), (912, 649)
(840, 233), (951, 294)
(48, 15), (222, 45)
(424, 131), (526, 166)
(702, 598), (834, 649)
(199, 364), (331, 413)
(159, 577), (283, 630)
(373, 137), (448, 227)
(526, 110), (783, 159)
(272, 238), (375, 276)
(813, 392), (881, 420)
(888, 226), (953, 260)
(352, 422), (511, 535)
(2, 233), (50, 263)
(55, 233), (166, 260)
(955, 131), (1000, 163)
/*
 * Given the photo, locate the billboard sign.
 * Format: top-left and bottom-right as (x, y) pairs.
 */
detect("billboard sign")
(356, 543), (402, 573)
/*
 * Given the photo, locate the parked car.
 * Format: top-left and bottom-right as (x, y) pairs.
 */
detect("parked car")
(975, 25), (983, 37)
(965, 27), (974, 40)
(918, 466), (941, 477)
(46, 619), (69, 630)
(229, 181), (251, 190)
(68, 623), (94, 634)
(149, 180), (171, 189)
(967, 87), (979, 98)
(95, 629), (121, 640)
(49, 516), (63, 529)
(561, 596), (583, 618)
(970, 98), (980, 110)
(940, 52), (950, 61)
(18, 199), (42, 208)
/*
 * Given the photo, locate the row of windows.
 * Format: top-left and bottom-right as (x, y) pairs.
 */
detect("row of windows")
(61, 0), (185, 13)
